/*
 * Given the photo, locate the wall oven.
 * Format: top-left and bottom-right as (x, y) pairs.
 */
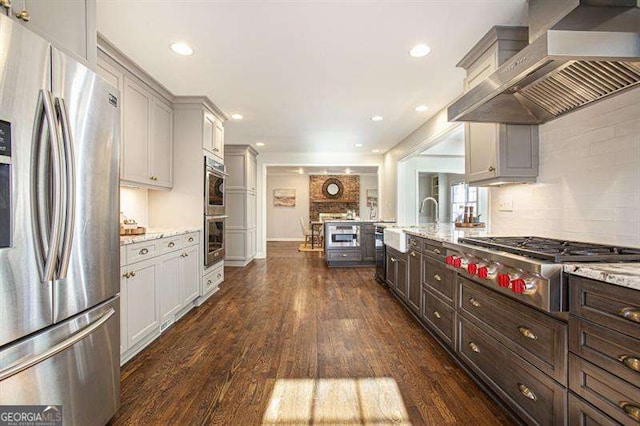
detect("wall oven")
(326, 224), (360, 248)
(205, 215), (226, 267)
(205, 156), (227, 216)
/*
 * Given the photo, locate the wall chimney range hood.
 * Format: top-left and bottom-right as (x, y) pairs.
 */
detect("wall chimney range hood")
(448, 1), (640, 125)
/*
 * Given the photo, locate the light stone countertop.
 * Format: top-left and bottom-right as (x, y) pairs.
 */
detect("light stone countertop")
(402, 223), (489, 244)
(120, 227), (201, 246)
(564, 263), (640, 291)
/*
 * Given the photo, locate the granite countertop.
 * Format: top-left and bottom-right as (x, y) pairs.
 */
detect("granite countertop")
(402, 223), (488, 244)
(322, 219), (396, 223)
(564, 263), (640, 291)
(120, 227), (200, 246)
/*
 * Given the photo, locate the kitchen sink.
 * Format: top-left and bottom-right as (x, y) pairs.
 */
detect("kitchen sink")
(383, 228), (408, 253)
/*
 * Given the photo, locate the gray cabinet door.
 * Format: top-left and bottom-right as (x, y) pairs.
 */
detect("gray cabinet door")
(385, 252), (397, 289)
(396, 257), (407, 298)
(407, 251), (421, 313)
(361, 229), (375, 262)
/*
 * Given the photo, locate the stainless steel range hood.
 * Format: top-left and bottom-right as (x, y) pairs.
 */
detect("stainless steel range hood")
(448, 1), (640, 125)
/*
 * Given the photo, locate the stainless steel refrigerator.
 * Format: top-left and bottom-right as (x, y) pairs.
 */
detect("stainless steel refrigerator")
(0, 14), (120, 425)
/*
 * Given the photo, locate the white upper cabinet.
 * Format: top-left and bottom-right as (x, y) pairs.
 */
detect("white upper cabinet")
(213, 120), (225, 160)
(12, 0), (97, 66)
(150, 97), (173, 188)
(203, 111), (225, 161)
(98, 44), (174, 190)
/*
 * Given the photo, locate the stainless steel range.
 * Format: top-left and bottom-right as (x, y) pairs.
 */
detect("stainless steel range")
(444, 237), (640, 312)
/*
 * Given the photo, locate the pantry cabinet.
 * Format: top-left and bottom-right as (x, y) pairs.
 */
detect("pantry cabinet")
(458, 26), (538, 186)
(97, 37), (174, 189)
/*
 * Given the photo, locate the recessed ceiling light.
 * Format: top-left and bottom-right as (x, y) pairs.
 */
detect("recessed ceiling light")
(409, 44), (431, 58)
(415, 105), (429, 112)
(323, 170), (328, 174)
(256, 142), (265, 146)
(231, 113), (243, 120)
(298, 168), (304, 174)
(170, 42), (194, 56)
(372, 149), (381, 153)
(345, 168), (351, 174)
(354, 143), (363, 147)
(371, 116), (383, 122)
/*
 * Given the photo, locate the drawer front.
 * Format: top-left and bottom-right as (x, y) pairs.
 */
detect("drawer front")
(458, 316), (567, 425)
(182, 232), (198, 247)
(569, 354), (640, 425)
(569, 316), (640, 386)
(327, 250), (362, 262)
(569, 393), (619, 426)
(423, 240), (445, 261)
(204, 265), (224, 293)
(423, 256), (455, 304)
(570, 276), (640, 339)
(459, 278), (567, 384)
(158, 236), (183, 254)
(126, 241), (158, 264)
(407, 236), (423, 253)
(422, 288), (455, 348)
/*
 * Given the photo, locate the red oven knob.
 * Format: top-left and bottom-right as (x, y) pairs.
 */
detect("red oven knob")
(497, 274), (511, 288)
(445, 255), (455, 266)
(511, 278), (526, 294)
(477, 266), (489, 279)
(467, 263), (478, 275)
(453, 258), (462, 268)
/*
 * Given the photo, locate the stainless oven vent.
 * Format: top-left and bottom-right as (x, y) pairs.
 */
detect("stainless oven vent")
(520, 61), (640, 117)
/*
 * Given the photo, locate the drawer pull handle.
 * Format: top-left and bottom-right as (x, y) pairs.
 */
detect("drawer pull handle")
(139, 248), (149, 255)
(390, 258), (396, 263)
(468, 342), (480, 353)
(411, 240), (418, 247)
(168, 242), (175, 248)
(433, 274), (441, 282)
(207, 280), (212, 285)
(618, 307), (640, 324)
(517, 326), (538, 340)
(618, 355), (640, 373)
(217, 273), (222, 278)
(341, 253), (348, 257)
(469, 297), (480, 307)
(433, 311), (442, 319)
(188, 237), (194, 242)
(433, 248), (441, 255)
(410, 251), (417, 257)
(619, 402), (640, 422)
(130, 271), (136, 277)
(517, 383), (537, 401)
(123, 272), (130, 279)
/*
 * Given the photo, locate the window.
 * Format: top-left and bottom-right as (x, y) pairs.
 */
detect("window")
(451, 182), (478, 223)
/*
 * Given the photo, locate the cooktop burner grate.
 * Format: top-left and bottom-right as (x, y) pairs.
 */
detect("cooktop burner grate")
(458, 236), (640, 263)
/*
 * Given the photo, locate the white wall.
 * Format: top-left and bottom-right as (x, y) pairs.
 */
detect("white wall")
(359, 174), (378, 220)
(489, 87), (640, 248)
(266, 174), (310, 240)
(120, 187), (149, 227)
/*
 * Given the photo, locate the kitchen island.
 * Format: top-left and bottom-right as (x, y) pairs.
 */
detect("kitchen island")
(324, 220), (394, 267)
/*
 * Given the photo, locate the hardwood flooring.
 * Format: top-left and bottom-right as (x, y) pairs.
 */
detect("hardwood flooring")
(110, 242), (513, 425)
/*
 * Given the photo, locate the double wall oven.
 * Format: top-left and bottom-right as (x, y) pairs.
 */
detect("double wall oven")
(205, 157), (227, 267)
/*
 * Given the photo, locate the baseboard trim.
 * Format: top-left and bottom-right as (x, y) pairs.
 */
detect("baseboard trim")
(267, 238), (305, 242)
(225, 258), (254, 267)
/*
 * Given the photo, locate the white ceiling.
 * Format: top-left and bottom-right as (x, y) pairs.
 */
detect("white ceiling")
(96, 1), (527, 154)
(267, 166), (378, 175)
(419, 125), (465, 156)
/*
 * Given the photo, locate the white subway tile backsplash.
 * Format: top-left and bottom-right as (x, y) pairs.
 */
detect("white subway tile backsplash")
(489, 87), (640, 248)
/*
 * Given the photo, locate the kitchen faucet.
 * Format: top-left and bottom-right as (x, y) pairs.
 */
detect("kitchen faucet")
(419, 197), (439, 224)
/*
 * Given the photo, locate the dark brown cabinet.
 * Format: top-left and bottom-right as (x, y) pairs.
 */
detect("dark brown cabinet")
(407, 250), (422, 314)
(361, 224), (376, 262)
(386, 248), (407, 298)
(325, 222), (376, 267)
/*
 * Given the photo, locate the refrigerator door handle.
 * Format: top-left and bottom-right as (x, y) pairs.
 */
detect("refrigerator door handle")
(0, 307), (115, 381)
(55, 97), (75, 279)
(31, 90), (65, 282)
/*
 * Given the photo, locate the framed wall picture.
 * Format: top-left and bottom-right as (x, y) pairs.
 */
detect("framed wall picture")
(366, 189), (378, 206)
(273, 188), (296, 207)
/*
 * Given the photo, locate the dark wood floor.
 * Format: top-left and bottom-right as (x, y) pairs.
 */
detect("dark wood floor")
(111, 242), (513, 425)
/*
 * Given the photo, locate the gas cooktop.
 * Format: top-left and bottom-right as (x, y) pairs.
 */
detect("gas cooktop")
(457, 236), (640, 263)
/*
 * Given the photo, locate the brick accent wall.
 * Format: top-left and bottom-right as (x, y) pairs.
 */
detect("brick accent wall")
(309, 175), (360, 220)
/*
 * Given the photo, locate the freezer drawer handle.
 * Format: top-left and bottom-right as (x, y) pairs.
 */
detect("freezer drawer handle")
(0, 308), (115, 381)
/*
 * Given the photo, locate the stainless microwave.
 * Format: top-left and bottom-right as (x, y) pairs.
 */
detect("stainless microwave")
(205, 156), (227, 216)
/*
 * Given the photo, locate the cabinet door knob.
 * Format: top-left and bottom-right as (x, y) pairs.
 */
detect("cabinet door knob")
(130, 271), (136, 277)
(433, 274), (441, 282)
(410, 251), (416, 257)
(207, 280), (212, 285)
(469, 297), (481, 307)
(488, 166), (496, 172)
(433, 248), (441, 255)
(517, 383), (537, 401)
(618, 307), (640, 323)
(619, 402), (640, 422)
(433, 311), (442, 319)
(1, 0), (11, 10)
(139, 248), (149, 255)
(468, 342), (480, 353)
(15, 9), (30, 21)
(188, 237), (194, 242)
(618, 355), (640, 373)
(168, 242), (175, 248)
(122, 272), (130, 279)
(341, 253), (348, 257)
(517, 326), (537, 340)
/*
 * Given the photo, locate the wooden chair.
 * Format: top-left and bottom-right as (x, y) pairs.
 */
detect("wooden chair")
(299, 218), (313, 247)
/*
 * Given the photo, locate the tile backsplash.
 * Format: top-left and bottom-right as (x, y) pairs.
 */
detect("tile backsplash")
(120, 187), (149, 227)
(489, 87), (640, 248)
